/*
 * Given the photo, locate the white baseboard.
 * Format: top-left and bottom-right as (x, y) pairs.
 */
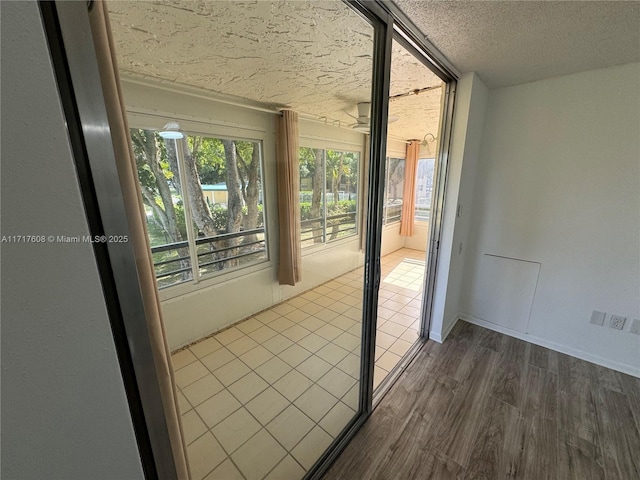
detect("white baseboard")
(459, 313), (640, 378)
(429, 314), (460, 344)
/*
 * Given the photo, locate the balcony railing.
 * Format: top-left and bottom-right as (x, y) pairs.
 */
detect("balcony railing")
(300, 211), (357, 245)
(151, 228), (266, 288)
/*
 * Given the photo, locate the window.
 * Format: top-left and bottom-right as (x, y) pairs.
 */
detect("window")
(383, 157), (405, 224)
(130, 128), (267, 288)
(415, 158), (435, 222)
(299, 147), (359, 247)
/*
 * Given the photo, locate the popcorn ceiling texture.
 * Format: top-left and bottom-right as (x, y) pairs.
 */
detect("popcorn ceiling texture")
(109, 0), (443, 141)
(394, 0), (640, 88)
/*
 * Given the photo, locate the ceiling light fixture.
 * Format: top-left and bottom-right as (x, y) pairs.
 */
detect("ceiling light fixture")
(158, 121), (184, 140)
(421, 133), (437, 155)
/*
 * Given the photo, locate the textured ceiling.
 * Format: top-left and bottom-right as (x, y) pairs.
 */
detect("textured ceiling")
(394, 0), (640, 88)
(109, 0), (443, 141)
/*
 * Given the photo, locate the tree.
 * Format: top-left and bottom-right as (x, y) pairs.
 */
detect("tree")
(235, 141), (261, 244)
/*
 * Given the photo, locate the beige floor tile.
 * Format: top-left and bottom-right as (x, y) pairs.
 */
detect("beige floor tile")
(214, 327), (245, 345)
(329, 315), (358, 331)
(265, 455), (306, 480)
(182, 374), (224, 407)
(319, 401), (356, 437)
(298, 316), (326, 332)
(212, 407), (261, 454)
(278, 344), (312, 367)
(281, 324), (312, 342)
(226, 335), (259, 357)
(273, 370), (313, 402)
(213, 359), (251, 387)
(186, 432), (226, 480)
(296, 355), (333, 382)
(342, 307), (362, 321)
(271, 302), (296, 316)
(203, 459), (244, 480)
(182, 409), (207, 445)
(284, 309), (311, 323)
(255, 356), (292, 384)
(263, 334), (294, 355)
(377, 350), (402, 372)
(231, 429), (287, 480)
(375, 345), (386, 361)
(336, 353), (360, 379)
(399, 305), (421, 317)
(299, 301), (323, 316)
(269, 316), (296, 332)
(291, 426), (333, 470)
(333, 332), (360, 351)
(315, 342), (349, 365)
(266, 405), (315, 450)
(325, 289), (346, 301)
(245, 387), (289, 425)
(248, 325), (278, 343)
(299, 290), (321, 302)
(177, 389), (191, 414)
(347, 323), (362, 337)
(189, 337), (223, 358)
(313, 295), (334, 308)
(376, 330), (397, 350)
(227, 371), (269, 404)
(342, 383), (359, 410)
(327, 301), (350, 314)
(378, 320), (406, 337)
(317, 367), (357, 399)
(200, 347), (235, 372)
(196, 389), (241, 428)
(313, 308), (340, 322)
(172, 349), (198, 370)
(294, 384), (338, 422)
(286, 296), (310, 309)
(236, 317), (263, 334)
(313, 285), (332, 295)
(255, 309), (280, 323)
(399, 328), (420, 343)
(381, 299), (407, 311)
(297, 332), (329, 353)
(388, 338), (414, 357)
(315, 323), (342, 341)
(240, 345), (274, 369)
(389, 312), (416, 327)
(373, 365), (388, 389)
(175, 361), (209, 389)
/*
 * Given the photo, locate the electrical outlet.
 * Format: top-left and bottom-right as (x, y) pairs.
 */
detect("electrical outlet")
(630, 319), (640, 335)
(609, 314), (626, 330)
(590, 310), (606, 326)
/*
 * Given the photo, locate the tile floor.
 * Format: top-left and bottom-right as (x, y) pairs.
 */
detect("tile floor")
(172, 248), (426, 480)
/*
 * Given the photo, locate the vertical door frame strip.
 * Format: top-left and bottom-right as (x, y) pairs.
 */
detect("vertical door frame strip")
(39, 2), (175, 478)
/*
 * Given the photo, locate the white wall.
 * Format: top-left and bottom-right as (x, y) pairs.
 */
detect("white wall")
(0, 2), (144, 478)
(460, 63), (640, 375)
(122, 81), (367, 348)
(430, 73), (489, 341)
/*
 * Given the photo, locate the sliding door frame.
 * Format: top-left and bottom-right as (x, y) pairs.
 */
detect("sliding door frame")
(41, 0), (457, 478)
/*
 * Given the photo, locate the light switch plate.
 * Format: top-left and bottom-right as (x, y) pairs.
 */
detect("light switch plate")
(590, 310), (606, 326)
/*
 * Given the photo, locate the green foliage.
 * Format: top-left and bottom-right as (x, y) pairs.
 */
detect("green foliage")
(209, 204), (265, 233)
(300, 200), (355, 220)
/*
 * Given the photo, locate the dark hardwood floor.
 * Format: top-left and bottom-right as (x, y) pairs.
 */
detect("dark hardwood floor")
(324, 321), (640, 480)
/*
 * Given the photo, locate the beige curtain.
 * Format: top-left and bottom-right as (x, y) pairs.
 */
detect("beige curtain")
(399, 140), (420, 237)
(88, 2), (190, 478)
(276, 110), (302, 285)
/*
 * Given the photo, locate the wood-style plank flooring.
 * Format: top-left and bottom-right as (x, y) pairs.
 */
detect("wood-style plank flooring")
(324, 321), (640, 480)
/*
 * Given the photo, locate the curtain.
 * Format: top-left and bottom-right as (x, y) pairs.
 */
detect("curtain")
(399, 140), (420, 237)
(88, 2), (190, 478)
(276, 110), (302, 285)
(359, 134), (370, 251)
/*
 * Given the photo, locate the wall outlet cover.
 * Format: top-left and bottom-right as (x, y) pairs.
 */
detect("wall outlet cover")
(590, 310), (606, 326)
(609, 314), (626, 330)
(630, 319), (640, 335)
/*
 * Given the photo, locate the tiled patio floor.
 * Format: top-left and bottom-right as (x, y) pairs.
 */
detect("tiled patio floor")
(172, 248), (426, 480)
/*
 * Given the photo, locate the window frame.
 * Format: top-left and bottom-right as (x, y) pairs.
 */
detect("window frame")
(298, 141), (363, 252)
(414, 156), (436, 224)
(382, 155), (406, 226)
(128, 112), (273, 300)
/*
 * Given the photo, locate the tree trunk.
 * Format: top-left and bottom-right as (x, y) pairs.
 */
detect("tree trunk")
(222, 140), (244, 267)
(311, 149), (324, 243)
(241, 144), (261, 245)
(180, 138), (217, 237)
